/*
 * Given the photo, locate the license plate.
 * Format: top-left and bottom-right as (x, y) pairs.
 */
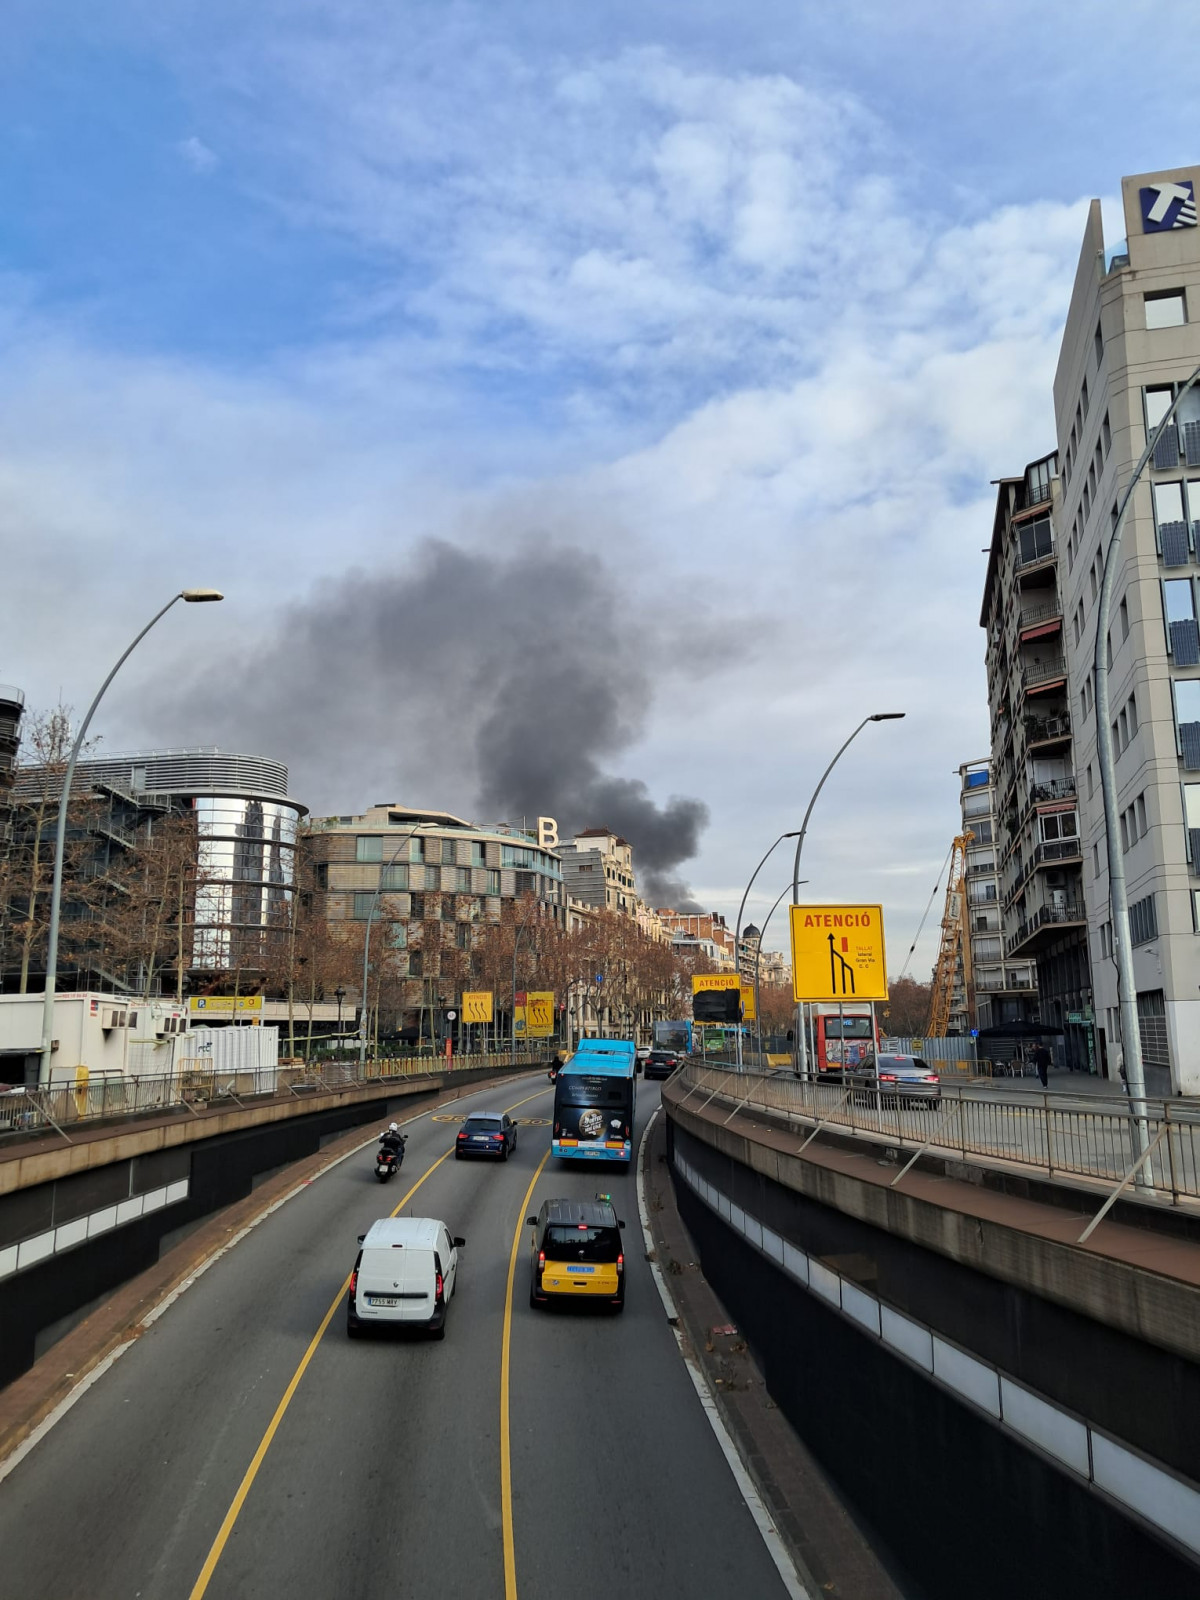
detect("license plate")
(567, 1265), (595, 1274)
(368, 1295), (399, 1307)
(472, 1136), (489, 1142)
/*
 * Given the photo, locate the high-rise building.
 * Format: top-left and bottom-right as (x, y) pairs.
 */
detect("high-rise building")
(1053, 166), (1200, 1094)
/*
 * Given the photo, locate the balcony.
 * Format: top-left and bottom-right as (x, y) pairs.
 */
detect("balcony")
(1006, 899), (1087, 956)
(1022, 656), (1067, 688)
(1018, 598), (1063, 637)
(1024, 712), (1072, 751)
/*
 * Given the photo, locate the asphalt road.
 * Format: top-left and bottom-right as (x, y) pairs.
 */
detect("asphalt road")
(0, 1071), (791, 1600)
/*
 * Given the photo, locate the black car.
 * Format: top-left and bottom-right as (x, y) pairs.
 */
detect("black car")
(643, 1049), (681, 1081)
(455, 1111), (518, 1160)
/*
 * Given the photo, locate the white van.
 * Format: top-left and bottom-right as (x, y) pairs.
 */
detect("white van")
(347, 1217), (464, 1340)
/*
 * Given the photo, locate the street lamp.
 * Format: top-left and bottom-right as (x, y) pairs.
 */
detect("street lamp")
(39, 589), (224, 1081)
(751, 878), (808, 1058)
(790, 712), (905, 1080)
(334, 985), (346, 1037)
(1093, 361), (1200, 1170)
(359, 823), (425, 1068)
(733, 831), (800, 1067)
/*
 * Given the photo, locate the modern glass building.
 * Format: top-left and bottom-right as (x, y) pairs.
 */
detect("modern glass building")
(10, 748), (305, 983)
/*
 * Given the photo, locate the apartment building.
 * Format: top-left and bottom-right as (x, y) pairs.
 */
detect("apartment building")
(310, 806), (564, 984)
(978, 453), (1088, 1064)
(1047, 166), (1200, 1094)
(658, 910), (738, 972)
(557, 828), (637, 915)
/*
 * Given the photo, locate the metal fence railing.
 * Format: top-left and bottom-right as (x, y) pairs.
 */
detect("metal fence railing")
(674, 1060), (1200, 1207)
(0, 1050), (550, 1142)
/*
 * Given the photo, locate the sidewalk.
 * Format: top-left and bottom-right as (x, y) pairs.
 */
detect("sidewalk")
(969, 1066), (1175, 1103)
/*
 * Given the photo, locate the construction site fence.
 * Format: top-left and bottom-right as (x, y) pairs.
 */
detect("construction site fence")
(0, 1051), (552, 1142)
(879, 1037), (979, 1071)
(674, 1060), (1200, 1208)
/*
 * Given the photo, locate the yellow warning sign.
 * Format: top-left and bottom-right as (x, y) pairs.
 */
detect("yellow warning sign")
(462, 991), (494, 1024)
(790, 904), (888, 1003)
(691, 973), (741, 993)
(740, 984), (756, 1022)
(524, 991), (555, 1038)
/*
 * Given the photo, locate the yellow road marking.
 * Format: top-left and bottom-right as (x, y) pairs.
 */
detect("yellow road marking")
(186, 1149), (452, 1599)
(186, 1080), (552, 1600)
(500, 1146), (551, 1600)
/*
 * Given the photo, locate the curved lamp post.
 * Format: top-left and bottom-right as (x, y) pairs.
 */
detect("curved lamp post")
(359, 823), (425, 1067)
(39, 589), (224, 1082)
(733, 831), (800, 1067)
(751, 877), (808, 1058)
(1093, 361), (1200, 1174)
(790, 712), (905, 1079)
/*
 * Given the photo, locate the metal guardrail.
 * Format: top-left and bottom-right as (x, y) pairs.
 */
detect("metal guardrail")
(674, 1061), (1200, 1207)
(0, 1051), (549, 1142)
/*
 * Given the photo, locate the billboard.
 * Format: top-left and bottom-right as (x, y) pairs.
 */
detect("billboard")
(789, 905), (888, 1002)
(692, 973), (742, 1023)
(188, 995), (263, 1016)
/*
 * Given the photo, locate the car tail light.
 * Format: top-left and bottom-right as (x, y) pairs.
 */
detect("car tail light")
(435, 1271), (444, 1303)
(492, 1133), (504, 1142)
(456, 1131), (467, 1140)
(879, 1073), (897, 1083)
(349, 1269), (358, 1298)
(616, 1253), (624, 1275)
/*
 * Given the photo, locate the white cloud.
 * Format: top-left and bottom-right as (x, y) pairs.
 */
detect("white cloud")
(2, 31), (1113, 976)
(176, 135), (218, 174)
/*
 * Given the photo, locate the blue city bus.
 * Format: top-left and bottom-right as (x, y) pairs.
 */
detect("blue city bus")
(552, 1038), (637, 1165)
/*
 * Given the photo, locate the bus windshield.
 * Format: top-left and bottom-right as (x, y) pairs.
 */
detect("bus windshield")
(824, 1018), (874, 1039)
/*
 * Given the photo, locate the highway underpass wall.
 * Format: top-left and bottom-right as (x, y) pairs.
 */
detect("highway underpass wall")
(0, 1063), (530, 1389)
(662, 1102), (1200, 1600)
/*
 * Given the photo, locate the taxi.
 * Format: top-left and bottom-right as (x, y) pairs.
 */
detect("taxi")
(527, 1195), (626, 1313)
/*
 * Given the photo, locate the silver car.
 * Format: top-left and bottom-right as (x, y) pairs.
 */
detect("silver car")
(850, 1053), (941, 1109)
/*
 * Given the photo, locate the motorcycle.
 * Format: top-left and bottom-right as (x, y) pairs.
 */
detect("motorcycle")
(375, 1134), (407, 1182)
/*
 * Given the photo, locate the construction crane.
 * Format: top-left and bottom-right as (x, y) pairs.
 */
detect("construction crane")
(927, 831), (973, 1038)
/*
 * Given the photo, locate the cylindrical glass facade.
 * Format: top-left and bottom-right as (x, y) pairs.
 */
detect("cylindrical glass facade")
(192, 797), (300, 970)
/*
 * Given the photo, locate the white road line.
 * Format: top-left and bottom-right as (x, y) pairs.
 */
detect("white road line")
(635, 1104), (812, 1600)
(0, 1073), (541, 1482)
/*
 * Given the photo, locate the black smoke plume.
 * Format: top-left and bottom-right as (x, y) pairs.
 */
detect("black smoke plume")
(153, 539), (708, 908)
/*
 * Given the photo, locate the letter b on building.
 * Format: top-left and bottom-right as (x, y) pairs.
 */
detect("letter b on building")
(537, 816), (559, 849)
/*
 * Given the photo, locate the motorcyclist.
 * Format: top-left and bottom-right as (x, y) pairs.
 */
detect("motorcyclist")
(378, 1121), (407, 1157)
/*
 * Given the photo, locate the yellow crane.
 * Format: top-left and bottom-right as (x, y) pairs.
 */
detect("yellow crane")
(927, 831), (973, 1038)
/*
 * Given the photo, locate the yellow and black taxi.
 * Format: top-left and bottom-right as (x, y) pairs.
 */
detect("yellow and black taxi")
(527, 1195), (626, 1313)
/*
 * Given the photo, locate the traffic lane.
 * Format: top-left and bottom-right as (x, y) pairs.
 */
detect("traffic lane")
(0, 1073), (549, 1600)
(512, 1086), (791, 1600)
(197, 1107), (555, 1600)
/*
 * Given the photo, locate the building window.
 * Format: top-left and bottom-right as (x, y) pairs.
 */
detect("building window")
(380, 862), (408, 892)
(1176, 679), (1200, 768)
(456, 866), (471, 890)
(356, 836), (382, 863)
(1164, 577), (1200, 662)
(1040, 811), (1077, 843)
(1185, 783), (1200, 866)
(471, 841), (486, 867)
(1136, 792), (1148, 836)
(410, 837), (425, 864)
(1119, 595), (1129, 642)
(1087, 765), (1094, 799)
(1128, 693), (1138, 738)
(1192, 890), (1200, 932)
(1145, 290), (1187, 329)
(1093, 842), (1101, 876)
(409, 893), (424, 920)
(391, 922), (408, 949)
(1102, 412), (1111, 455)
(1095, 319), (1104, 367)
(502, 844), (533, 868)
(409, 948), (423, 978)
(352, 892), (375, 919)
(487, 870), (501, 895)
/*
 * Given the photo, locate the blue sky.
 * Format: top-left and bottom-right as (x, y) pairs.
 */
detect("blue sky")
(1, 1), (1193, 965)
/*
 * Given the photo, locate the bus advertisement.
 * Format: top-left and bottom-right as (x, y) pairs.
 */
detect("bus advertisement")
(552, 1038), (637, 1165)
(811, 1005), (878, 1078)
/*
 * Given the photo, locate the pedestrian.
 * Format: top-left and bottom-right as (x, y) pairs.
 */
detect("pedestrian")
(1033, 1042), (1051, 1089)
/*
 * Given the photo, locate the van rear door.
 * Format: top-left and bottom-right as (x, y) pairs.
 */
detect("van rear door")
(356, 1245), (437, 1322)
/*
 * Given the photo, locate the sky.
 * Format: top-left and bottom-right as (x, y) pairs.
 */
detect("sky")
(0, 1), (1192, 969)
